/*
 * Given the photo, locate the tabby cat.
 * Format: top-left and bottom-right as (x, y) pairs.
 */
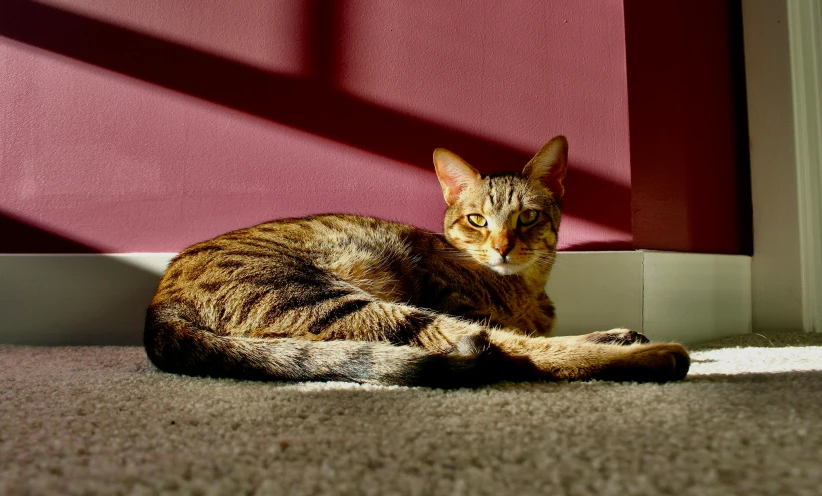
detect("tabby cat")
(144, 136), (690, 387)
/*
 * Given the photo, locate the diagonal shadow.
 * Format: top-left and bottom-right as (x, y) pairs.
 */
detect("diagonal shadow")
(0, 210), (97, 253)
(0, 0), (632, 236)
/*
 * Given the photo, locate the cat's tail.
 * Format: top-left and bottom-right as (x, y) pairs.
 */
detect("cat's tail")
(143, 302), (499, 387)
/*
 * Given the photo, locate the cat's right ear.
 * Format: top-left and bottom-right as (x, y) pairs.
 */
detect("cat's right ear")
(433, 149), (483, 205)
(522, 136), (568, 200)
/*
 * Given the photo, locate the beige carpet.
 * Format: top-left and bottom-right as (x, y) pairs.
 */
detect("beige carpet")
(2, 332), (821, 495)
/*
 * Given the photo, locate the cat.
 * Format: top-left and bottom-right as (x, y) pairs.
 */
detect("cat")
(144, 136), (690, 387)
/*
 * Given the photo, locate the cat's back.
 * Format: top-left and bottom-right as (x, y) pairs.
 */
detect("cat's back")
(152, 214), (444, 307)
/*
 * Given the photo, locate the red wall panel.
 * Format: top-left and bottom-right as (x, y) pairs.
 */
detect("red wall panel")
(624, 0), (742, 253)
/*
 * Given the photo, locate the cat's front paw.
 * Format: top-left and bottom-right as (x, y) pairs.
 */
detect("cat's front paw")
(584, 328), (650, 346)
(597, 343), (691, 383)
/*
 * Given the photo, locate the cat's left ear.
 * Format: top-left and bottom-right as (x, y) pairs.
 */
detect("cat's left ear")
(522, 136), (568, 200)
(433, 148), (483, 205)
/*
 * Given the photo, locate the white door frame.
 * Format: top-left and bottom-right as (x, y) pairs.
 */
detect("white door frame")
(743, 0), (822, 333)
(787, 0), (822, 333)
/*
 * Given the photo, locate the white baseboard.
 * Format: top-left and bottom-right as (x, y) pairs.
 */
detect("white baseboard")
(0, 254), (173, 345)
(545, 252), (644, 336)
(641, 252), (752, 342)
(546, 251), (752, 343)
(0, 252), (751, 346)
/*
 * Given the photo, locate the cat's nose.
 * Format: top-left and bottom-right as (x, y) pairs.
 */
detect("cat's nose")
(494, 240), (513, 257)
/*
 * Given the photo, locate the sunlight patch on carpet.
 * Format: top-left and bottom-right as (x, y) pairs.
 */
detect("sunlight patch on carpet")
(689, 346), (822, 376)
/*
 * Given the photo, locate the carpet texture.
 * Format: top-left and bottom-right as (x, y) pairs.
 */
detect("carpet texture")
(2, 332), (821, 495)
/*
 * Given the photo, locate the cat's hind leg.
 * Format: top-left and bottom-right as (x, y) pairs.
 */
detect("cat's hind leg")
(251, 296), (689, 384)
(302, 301), (690, 383)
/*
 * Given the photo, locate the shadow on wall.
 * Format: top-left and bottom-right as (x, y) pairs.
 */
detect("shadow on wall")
(0, 213), (163, 345)
(0, 0), (632, 241)
(0, 212), (98, 253)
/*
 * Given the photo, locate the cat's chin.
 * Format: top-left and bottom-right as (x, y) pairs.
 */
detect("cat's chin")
(488, 261), (529, 276)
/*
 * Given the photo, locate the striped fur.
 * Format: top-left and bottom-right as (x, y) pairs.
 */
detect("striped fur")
(144, 137), (690, 386)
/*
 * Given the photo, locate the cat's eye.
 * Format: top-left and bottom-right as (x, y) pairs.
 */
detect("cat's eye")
(467, 214), (487, 227)
(518, 209), (539, 226)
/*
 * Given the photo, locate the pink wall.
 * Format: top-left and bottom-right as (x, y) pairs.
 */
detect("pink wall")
(0, 0), (744, 254)
(1, 0), (632, 253)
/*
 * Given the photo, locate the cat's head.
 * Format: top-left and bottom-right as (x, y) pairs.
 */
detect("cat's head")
(434, 136), (567, 276)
